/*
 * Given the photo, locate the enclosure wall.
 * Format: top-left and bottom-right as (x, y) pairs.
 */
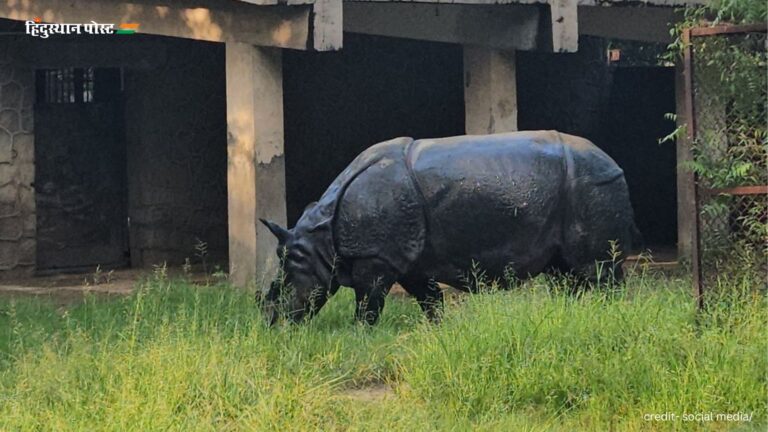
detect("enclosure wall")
(123, 37), (228, 268)
(0, 36), (35, 278)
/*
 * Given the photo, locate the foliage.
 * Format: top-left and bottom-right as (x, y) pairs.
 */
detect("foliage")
(663, 0), (768, 267)
(687, 33), (767, 188)
(709, 0), (768, 24)
(665, 6), (767, 188)
(695, 31), (766, 264)
(0, 273), (765, 431)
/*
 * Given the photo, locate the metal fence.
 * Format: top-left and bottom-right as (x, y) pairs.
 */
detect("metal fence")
(682, 24), (767, 309)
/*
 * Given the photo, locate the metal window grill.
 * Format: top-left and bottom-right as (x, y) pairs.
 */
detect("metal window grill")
(38, 67), (95, 103)
(682, 24), (767, 310)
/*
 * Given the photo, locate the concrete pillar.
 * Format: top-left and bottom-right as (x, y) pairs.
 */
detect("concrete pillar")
(549, 0), (579, 53)
(225, 42), (287, 287)
(463, 46), (518, 135)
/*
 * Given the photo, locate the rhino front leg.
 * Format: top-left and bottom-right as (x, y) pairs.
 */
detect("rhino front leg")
(399, 276), (443, 323)
(350, 259), (397, 325)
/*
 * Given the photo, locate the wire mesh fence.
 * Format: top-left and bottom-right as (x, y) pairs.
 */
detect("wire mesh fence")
(684, 25), (767, 307)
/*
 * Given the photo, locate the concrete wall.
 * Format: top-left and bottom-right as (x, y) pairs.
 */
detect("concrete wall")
(464, 46), (518, 134)
(0, 31), (229, 277)
(225, 43), (286, 286)
(0, 30), (230, 277)
(0, 37), (35, 277)
(124, 37), (228, 268)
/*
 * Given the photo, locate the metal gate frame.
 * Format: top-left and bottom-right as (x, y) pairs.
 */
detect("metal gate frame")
(681, 23), (768, 311)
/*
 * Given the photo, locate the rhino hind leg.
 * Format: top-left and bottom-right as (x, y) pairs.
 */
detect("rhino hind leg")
(561, 224), (629, 288)
(561, 174), (634, 288)
(567, 259), (625, 288)
(561, 226), (630, 288)
(350, 258), (398, 325)
(399, 276), (443, 323)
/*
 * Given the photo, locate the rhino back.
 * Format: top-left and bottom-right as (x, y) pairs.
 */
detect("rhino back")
(296, 137), (414, 229)
(558, 133), (635, 265)
(334, 139), (426, 274)
(407, 132), (569, 275)
(306, 131), (632, 282)
(289, 137), (417, 280)
(558, 132), (624, 185)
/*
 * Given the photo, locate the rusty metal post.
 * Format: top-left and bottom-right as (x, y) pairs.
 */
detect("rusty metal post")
(681, 28), (705, 312)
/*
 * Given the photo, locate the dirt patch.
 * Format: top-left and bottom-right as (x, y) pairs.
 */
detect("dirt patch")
(0, 267), (211, 306)
(339, 382), (395, 403)
(0, 270), (136, 305)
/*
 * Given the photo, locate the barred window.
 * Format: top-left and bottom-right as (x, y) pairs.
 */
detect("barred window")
(36, 67), (95, 104)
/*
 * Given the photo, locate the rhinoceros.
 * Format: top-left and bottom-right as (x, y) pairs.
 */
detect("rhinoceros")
(260, 131), (639, 325)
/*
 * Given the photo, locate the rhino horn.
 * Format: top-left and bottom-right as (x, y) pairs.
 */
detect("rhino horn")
(259, 219), (291, 244)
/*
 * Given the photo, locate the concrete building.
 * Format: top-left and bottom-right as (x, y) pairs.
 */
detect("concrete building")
(0, 0), (704, 285)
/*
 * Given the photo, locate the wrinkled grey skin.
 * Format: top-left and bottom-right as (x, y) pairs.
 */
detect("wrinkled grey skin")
(260, 131), (640, 325)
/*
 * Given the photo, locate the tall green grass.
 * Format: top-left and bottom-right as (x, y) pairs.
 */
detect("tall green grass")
(0, 272), (765, 431)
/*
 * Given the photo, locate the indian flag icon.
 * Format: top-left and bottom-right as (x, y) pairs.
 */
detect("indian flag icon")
(117, 23), (139, 34)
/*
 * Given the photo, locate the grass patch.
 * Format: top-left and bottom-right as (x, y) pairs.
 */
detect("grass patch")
(0, 272), (765, 431)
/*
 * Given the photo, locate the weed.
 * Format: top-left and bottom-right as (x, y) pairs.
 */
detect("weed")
(0, 273), (764, 431)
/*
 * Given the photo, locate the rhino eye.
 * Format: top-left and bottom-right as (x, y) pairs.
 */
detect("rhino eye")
(286, 253), (302, 265)
(287, 246), (310, 262)
(284, 256), (305, 273)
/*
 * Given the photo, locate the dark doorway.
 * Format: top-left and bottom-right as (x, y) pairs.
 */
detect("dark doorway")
(34, 67), (129, 272)
(282, 33), (465, 225)
(599, 67), (677, 248)
(517, 41), (678, 251)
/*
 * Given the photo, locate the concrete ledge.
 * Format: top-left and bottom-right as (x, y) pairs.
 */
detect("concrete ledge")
(579, 4), (680, 43)
(344, 3), (542, 51)
(0, 0), (312, 49)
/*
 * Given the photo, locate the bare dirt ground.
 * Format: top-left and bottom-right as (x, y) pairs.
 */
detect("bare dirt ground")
(0, 270), (420, 308)
(339, 382), (395, 403)
(0, 246), (676, 306)
(0, 267), (214, 306)
(0, 270), (134, 305)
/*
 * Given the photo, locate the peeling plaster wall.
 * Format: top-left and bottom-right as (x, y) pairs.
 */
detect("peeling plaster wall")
(124, 37), (228, 268)
(0, 37), (35, 278)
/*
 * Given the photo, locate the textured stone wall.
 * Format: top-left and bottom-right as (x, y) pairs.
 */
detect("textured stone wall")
(124, 37), (228, 268)
(0, 38), (35, 278)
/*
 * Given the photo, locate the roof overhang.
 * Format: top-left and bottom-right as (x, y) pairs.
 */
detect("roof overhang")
(0, 0), (707, 52)
(0, 0), (341, 51)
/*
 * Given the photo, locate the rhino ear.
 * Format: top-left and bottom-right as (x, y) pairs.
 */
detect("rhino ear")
(307, 217), (332, 233)
(259, 219), (290, 244)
